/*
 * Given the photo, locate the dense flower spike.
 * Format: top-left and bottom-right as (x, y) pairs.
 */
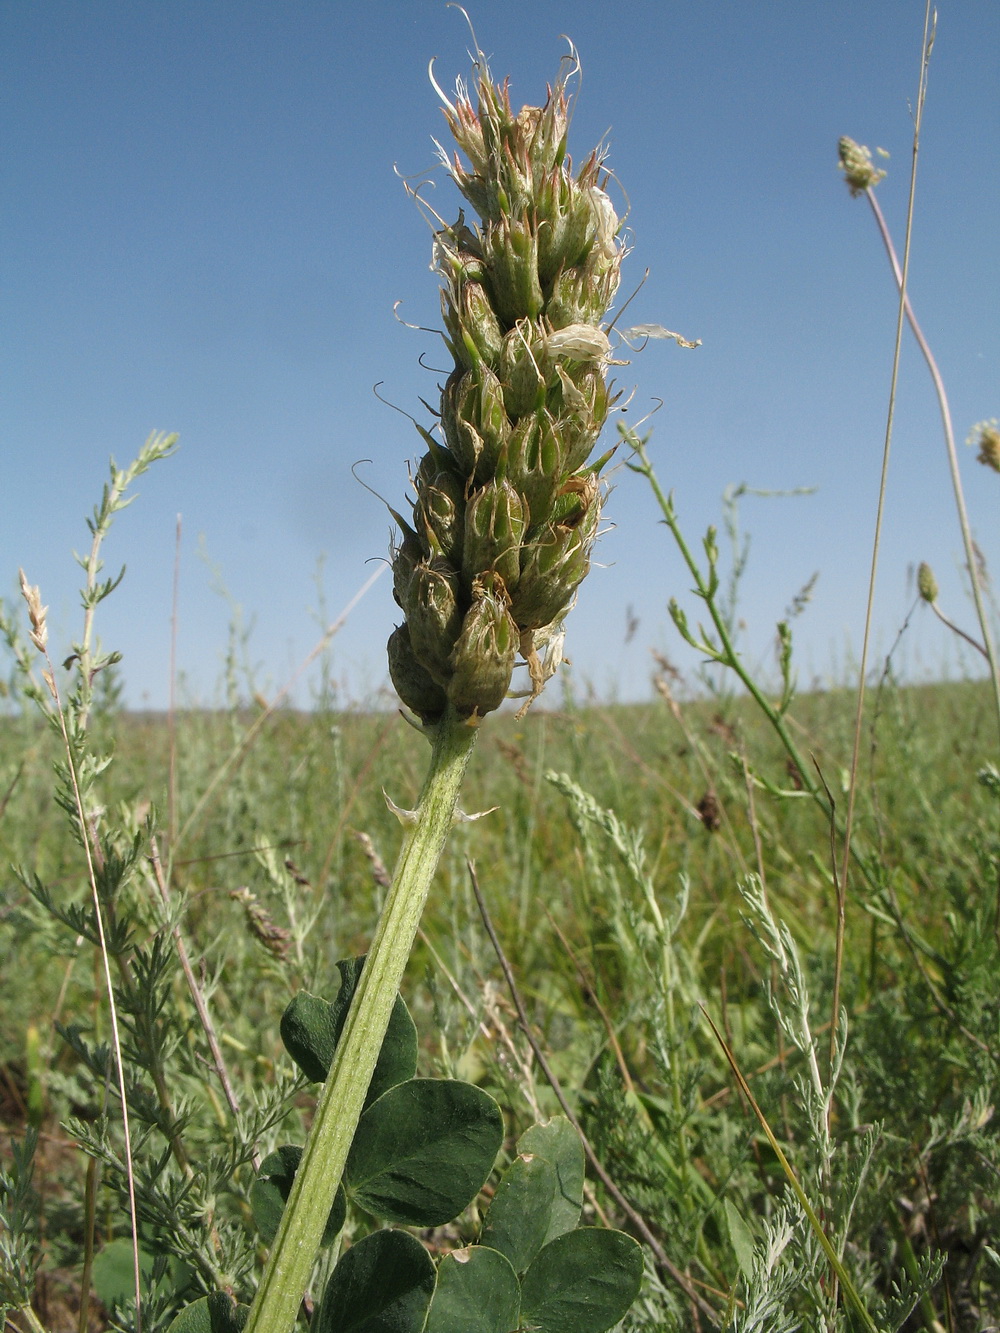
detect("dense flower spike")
(389, 48), (624, 723)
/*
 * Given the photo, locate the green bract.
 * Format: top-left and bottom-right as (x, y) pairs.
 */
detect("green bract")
(389, 50), (623, 723)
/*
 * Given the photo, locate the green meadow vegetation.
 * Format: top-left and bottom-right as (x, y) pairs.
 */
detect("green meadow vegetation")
(2, 11), (999, 1333)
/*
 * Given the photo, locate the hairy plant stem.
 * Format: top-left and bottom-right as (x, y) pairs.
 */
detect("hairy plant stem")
(244, 708), (478, 1333)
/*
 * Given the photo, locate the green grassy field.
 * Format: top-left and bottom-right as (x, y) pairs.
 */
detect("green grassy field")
(2, 667), (997, 1330)
(3, 14), (999, 1329)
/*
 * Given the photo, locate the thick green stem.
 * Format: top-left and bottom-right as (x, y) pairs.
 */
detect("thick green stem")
(244, 708), (478, 1333)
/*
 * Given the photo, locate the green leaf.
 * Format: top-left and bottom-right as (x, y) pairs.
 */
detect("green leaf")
(346, 1078), (503, 1226)
(91, 1238), (154, 1310)
(92, 1238), (191, 1313)
(479, 1151), (557, 1273)
(724, 1197), (756, 1281)
(424, 1245), (520, 1333)
(250, 1145), (346, 1247)
(166, 1293), (250, 1333)
(280, 955), (418, 1105)
(517, 1116), (585, 1244)
(313, 1229), (435, 1333)
(519, 1228), (644, 1333)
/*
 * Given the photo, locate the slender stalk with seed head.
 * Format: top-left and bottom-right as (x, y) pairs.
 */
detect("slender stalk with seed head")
(838, 132), (1000, 750)
(245, 41), (626, 1333)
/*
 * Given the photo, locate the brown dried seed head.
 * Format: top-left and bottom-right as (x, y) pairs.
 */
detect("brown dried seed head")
(18, 568), (48, 652)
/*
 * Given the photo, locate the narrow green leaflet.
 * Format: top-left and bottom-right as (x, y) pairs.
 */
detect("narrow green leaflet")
(250, 1145), (346, 1246)
(479, 1152), (558, 1273)
(423, 1245), (520, 1333)
(519, 1228), (644, 1333)
(517, 1116), (585, 1244)
(280, 955), (418, 1104)
(724, 1197), (756, 1281)
(345, 1078), (503, 1226)
(313, 1229), (435, 1333)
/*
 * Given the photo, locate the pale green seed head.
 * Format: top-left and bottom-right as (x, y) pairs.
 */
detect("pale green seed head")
(389, 42), (625, 723)
(917, 562), (939, 604)
(838, 136), (887, 196)
(968, 419), (1000, 473)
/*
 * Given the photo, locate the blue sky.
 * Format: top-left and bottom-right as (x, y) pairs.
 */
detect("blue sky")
(3, 1), (997, 710)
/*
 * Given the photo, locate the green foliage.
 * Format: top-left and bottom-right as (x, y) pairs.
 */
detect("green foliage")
(280, 956), (419, 1098)
(424, 1247), (520, 1333)
(344, 1078), (503, 1226)
(312, 1230), (435, 1333)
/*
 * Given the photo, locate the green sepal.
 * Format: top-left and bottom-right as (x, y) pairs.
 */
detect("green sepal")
(498, 319), (547, 420)
(345, 1077), (503, 1226)
(504, 411), (563, 528)
(462, 480), (526, 593)
(447, 583), (518, 719)
(313, 1229), (435, 1333)
(404, 560), (464, 685)
(441, 364), (510, 481)
(442, 279), (504, 369)
(279, 956), (418, 1104)
(249, 1145), (346, 1247)
(413, 455), (466, 566)
(485, 215), (543, 326)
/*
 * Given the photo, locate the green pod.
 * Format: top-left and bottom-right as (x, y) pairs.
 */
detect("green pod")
(391, 524), (423, 609)
(441, 364), (511, 481)
(414, 458), (466, 565)
(511, 492), (601, 631)
(404, 560), (465, 685)
(504, 411), (563, 529)
(447, 581), (518, 719)
(462, 480), (526, 593)
(536, 176), (599, 287)
(546, 264), (617, 330)
(498, 320), (546, 421)
(442, 279), (505, 370)
(387, 624), (448, 723)
(485, 216), (543, 327)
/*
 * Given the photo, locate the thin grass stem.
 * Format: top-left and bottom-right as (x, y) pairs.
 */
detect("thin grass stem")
(863, 189), (1000, 748)
(836, 0), (936, 1078)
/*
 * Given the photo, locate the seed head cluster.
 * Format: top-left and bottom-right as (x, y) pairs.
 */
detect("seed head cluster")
(388, 52), (624, 724)
(837, 136), (886, 196)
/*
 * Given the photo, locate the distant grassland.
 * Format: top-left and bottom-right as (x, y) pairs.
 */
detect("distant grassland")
(2, 675), (994, 1055)
(2, 672), (998, 1329)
